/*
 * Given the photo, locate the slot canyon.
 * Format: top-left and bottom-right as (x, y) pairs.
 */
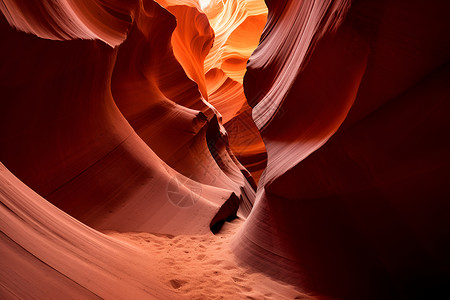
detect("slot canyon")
(1, 0), (449, 299)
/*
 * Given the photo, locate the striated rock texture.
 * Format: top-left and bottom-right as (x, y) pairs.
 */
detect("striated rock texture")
(202, 0), (268, 184)
(0, 0), (255, 234)
(0, 0), (261, 297)
(154, 0), (269, 183)
(1, 0), (449, 299)
(235, 0), (450, 299)
(0, 162), (178, 299)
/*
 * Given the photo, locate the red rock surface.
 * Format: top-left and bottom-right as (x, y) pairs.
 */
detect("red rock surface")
(0, 162), (178, 298)
(1, 0), (449, 299)
(236, 0), (450, 299)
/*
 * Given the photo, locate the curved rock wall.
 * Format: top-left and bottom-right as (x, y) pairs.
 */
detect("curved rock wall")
(235, 0), (450, 299)
(1, 0), (449, 299)
(0, 0), (251, 235)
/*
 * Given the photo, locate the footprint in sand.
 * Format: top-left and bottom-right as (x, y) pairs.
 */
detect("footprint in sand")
(197, 254), (206, 260)
(162, 257), (175, 264)
(235, 284), (253, 293)
(129, 236), (141, 242)
(231, 276), (245, 283)
(237, 284), (253, 293)
(169, 279), (187, 289)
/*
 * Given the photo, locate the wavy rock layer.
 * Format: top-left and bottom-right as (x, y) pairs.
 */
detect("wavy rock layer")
(0, 0), (263, 297)
(111, 1), (253, 211)
(0, 0), (266, 235)
(1, 0), (449, 299)
(235, 0), (450, 299)
(0, 163), (177, 299)
(202, 0), (268, 183)
(0, 0), (137, 46)
(155, 0), (268, 183)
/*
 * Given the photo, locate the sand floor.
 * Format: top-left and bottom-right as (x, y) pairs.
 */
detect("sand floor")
(105, 218), (314, 300)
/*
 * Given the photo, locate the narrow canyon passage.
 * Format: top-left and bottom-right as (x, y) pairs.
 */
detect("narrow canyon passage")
(1, 0), (450, 300)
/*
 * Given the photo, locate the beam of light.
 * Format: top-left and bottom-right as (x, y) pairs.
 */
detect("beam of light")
(199, 0), (212, 10)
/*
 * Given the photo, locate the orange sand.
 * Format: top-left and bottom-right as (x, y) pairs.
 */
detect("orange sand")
(105, 219), (312, 300)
